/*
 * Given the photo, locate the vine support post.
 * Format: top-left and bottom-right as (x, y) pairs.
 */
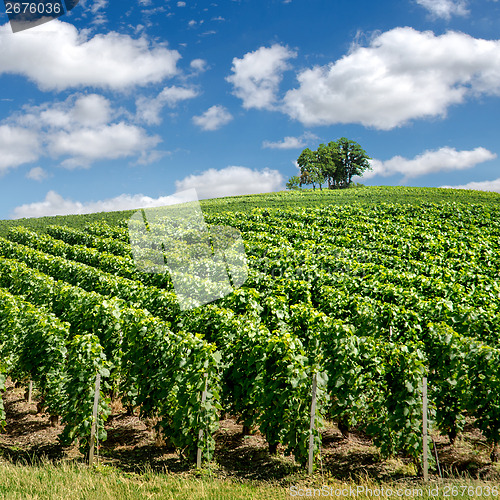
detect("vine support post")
(308, 372), (318, 475)
(422, 376), (429, 481)
(196, 373), (208, 469)
(28, 380), (33, 404)
(88, 372), (101, 467)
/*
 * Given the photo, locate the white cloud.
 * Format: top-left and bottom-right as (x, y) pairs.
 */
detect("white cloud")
(363, 146), (496, 180)
(177, 1), (186, 6)
(48, 122), (161, 168)
(26, 167), (49, 181)
(440, 178), (500, 192)
(0, 20), (180, 91)
(3, 94), (162, 169)
(71, 94), (112, 126)
(416, 0), (469, 19)
(283, 28), (500, 129)
(136, 86), (199, 125)
(192, 105), (233, 131)
(175, 166), (284, 199)
(10, 190), (185, 218)
(190, 58), (208, 72)
(262, 132), (318, 149)
(155, 86), (199, 107)
(226, 44), (297, 110)
(91, 0), (108, 14)
(0, 125), (40, 174)
(18, 94), (113, 130)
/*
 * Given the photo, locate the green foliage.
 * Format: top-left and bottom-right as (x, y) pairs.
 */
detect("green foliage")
(0, 288), (69, 415)
(293, 138), (371, 190)
(59, 334), (111, 454)
(119, 307), (221, 462)
(285, 175), (301, 190)
(3, 187), (500, 471)
(369, 343), (427, 461)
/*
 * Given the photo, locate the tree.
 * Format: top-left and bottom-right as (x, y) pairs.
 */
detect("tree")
(297, 148), (316, 190)
(297, 147), (325, 190)
(316, 142), (339, 189)
(335, 137), (371, 187)
(310, 164), (326, 191)
(287, 138), (371, 191)
(299, 169), (313, 189)
(286, 175), (301, 190)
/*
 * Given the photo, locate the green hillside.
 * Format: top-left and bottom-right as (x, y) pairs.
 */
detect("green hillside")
(2, 184), (500, 480)
(2, 186), (500, 235)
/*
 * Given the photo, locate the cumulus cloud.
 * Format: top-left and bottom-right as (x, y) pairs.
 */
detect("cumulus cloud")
(0, 125), (40, 174)
(4, 94), (162, 169)
(16, 94), (113, 130)
(283, 28), (500, 129)
(416, 0), (469, 19)
(48, 122), (161, 168)
(227, 44), (297, 109)
(363, 146), (496, 181)
(440, 178), (500, 192)
(136, 86), (199, 125)
(192, 105), (233, 131)
(262, 132), (318, 149)
(10, 190), (185, 218)
(0, 20), (180, 91)
(175, 166), (284, 199)
(190, 58), (208, 72)
(26, 167), (49, 181)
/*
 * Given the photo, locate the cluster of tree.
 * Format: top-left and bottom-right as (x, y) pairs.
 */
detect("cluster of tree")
(286, 138), (371, 190)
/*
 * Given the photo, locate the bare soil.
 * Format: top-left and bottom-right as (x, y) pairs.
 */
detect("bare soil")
(1, 379), (499, 483)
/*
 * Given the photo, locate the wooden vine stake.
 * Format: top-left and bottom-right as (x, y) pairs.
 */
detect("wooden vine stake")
(88, 372), (101, 467)
(308, 372), (318, 475)
(196, 373), (208, 469)
(28, 380), (33, 404)
(422, 376), (429, 481)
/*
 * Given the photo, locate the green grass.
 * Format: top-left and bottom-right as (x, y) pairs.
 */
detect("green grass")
(0, 461), (498, 499)
(2, 186), (500, 237)
(0, 462), (286, 499)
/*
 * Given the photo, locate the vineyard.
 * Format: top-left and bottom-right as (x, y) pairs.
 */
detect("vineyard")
(1, 187), (500, 476)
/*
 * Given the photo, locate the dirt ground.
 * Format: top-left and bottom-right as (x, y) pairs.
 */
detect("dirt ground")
(1, 378), (499, 483)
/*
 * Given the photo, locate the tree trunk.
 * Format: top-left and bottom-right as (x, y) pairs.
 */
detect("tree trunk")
(338, 420), (350, 439)
(268, 442), (278, 455)
(491, 442), (499, 462)
(448, 426), (457, 445)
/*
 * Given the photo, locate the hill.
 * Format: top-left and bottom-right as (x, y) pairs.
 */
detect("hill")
(2, 185), (500, 235)
(2, 184), (500, 484)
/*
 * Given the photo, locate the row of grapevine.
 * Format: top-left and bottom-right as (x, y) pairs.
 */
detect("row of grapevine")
(64, 209), (500, 463)
(0, 236), (180, 322)
(3, 200), (500, 469)
(0, 257), (221, 460)
(0, 285), (110, 451)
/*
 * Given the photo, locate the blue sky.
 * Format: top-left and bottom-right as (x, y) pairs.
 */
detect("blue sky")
(0, 0), (500, 218)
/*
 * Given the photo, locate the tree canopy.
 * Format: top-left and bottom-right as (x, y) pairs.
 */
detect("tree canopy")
(294, 138), (371, 190)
